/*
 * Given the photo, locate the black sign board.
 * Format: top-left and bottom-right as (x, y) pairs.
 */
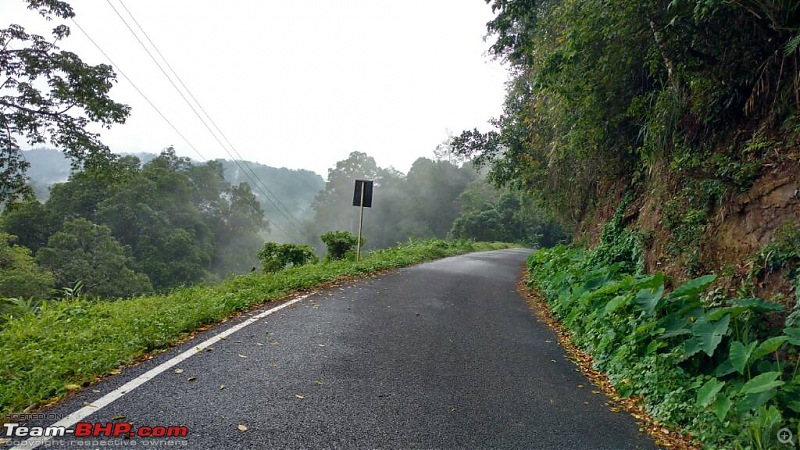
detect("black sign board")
(353, 179), (373, 208)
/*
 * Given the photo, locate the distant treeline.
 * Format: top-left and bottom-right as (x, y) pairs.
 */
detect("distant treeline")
(303, 151), (566, 251)
(1, 148), (563, 302)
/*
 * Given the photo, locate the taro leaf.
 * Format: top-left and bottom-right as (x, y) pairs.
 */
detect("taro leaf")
(732, 298), (786, 312)
(740, 371), (784, 395)
(706, 306), (747, 321)
(682, 337), (703, 360)
(752, 336), (789, 360)
(729, 341), (756, 375)
(691, 314), (731, 357)
(739, 390), (777, 414)
(659, 314), (690, 339)
(712, 394), (732, 421)
(667, 274), (716, 300)
(583, 273), (610, 291)
(714, 359), (737, 378)
(604, 294), (630, 315)
(697, 378), (726, 407)
(635, 284), (665, 316)
(784, 327), (800, 346)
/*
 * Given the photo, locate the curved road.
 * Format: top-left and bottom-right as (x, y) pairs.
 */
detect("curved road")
(8, 249), (656, 449)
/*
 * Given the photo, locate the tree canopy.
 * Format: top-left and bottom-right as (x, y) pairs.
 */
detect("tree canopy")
(1, 0), (130, 205)
(453, 0), (800, 229)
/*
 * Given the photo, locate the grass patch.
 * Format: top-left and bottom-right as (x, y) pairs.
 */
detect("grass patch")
(0, 239), (513, 416)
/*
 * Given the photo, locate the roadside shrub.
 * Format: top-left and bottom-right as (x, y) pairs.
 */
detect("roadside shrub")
(529, 244), (800, 448)
(257, 242), (318, 273)
(320, 231), (360, 261)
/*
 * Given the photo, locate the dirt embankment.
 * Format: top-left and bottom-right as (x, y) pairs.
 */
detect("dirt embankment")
(578, 155), (799, 302)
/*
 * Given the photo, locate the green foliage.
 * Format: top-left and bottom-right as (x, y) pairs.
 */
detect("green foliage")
(320, 231), (360, 261)
(449, 178), (567, 246)
(258, 242), (317, 273)
(528, 244), (800, 448)
(0, 239), (511, 416)
(0, 0), (130, 205)
(456, 0), (800, 231)
(753, 221), (800, 281)
(587, 192), (644, 274)
(0, 199), (60, 253)
(0, 233), (54, 300)
(34, 219), (152, 298)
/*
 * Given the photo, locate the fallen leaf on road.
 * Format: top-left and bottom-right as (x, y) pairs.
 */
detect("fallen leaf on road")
(238, 354), (247, 358)
(174, 369), (184, 374)
(110, 369), (122, 375)
(219, 385), (225, 390)
(66, 383), (81, 391)
(578, 384), (584, 388)
(112, 415), (125, 420)
(295, 394), (305, 399)
(314, 380), (323, 385)
(187, 376), (197, 382)
(256, 343), (264, 346)
(237, 424), (248, 432)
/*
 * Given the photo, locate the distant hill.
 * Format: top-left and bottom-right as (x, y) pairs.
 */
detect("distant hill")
(22, 149), (324, 230)
(24, 148), (72, 199)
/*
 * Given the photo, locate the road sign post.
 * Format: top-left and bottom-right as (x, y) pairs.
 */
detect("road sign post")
(353, 180), (373, 261)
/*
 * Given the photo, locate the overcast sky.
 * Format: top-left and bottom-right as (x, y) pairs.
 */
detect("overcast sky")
(4, 0), (508, 178)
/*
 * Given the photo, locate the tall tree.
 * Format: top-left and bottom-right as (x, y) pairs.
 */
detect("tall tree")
(1, 0), (130, 205)
(35, 218), (152, 298)
(0, 232), (54, 299)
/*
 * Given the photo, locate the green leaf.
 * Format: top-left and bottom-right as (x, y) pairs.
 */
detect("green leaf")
(691, 314), (730, 357)
(646, 339), (666, 355)
(714, 359), (737, 377)
(729, 341), (756, 375)
(682, 337), (703, 360)
(706, 306), (747, 321)
(785, 34), (800, 56)
(635, 284), (665, 316)
(732, 297), (786, 312)
(712, 395), (732, 421)
(667, 274), (716, 300)
(697, 378), (726, 407)
(740, 371), (784, 395)
(752, 336), (789, 360)
(604, 294), (630, 315)
(783, 327), (800, 346)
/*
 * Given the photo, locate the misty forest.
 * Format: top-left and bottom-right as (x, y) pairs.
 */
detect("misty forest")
(0, 147), (562, 301)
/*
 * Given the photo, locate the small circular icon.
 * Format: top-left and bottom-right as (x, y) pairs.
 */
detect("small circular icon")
(778, 428), (794, 446)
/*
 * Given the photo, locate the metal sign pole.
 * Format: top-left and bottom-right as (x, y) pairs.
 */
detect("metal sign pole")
(356, 185), (365, 261)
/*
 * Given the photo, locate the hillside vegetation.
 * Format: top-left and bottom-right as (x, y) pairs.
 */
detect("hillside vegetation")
(458, 0), (800, 447)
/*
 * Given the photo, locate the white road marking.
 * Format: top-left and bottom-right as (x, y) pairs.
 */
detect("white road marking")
(10, 293), (314, 450)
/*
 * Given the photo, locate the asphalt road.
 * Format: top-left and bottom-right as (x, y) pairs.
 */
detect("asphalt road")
(6, 249), (657, 449)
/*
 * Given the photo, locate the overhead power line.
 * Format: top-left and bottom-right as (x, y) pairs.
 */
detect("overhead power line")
(70, 18), (300, 240)
(107, 0), (310, 238)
